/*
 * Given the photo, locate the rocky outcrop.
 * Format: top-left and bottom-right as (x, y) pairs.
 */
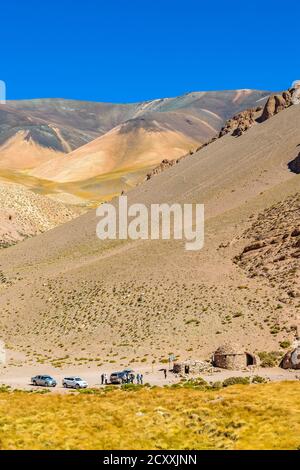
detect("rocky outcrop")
(258, 90), (293, 123)
(234, 193), (300, 302)
(280, 347), (300, 369)
(145, 147), (202, 181)
(218, 87), (297, 138)
(146, 158), (181, 180)
(218, 107), (262, 138)
(288, 152), (300, 174)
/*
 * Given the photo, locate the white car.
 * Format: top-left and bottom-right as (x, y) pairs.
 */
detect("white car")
(62, 376), (88, 389)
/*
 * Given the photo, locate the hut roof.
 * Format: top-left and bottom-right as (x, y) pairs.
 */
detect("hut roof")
(214, 342), (243, 355)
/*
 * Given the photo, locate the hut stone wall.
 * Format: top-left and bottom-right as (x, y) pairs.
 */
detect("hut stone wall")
(173, 360), (211, 374)
(213, 352), (247, 370)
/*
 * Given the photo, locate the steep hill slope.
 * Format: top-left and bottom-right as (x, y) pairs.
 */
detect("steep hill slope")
(1, 96), (298, 369)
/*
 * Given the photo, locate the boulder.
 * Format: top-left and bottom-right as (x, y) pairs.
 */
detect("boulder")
(259, 91), (293, 122)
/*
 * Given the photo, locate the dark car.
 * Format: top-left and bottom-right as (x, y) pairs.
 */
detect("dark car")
(109, 371), (128, 384)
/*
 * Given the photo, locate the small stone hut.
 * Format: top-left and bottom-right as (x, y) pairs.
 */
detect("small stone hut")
(280, 346), (300, 370)
(212, 342), (257, 370)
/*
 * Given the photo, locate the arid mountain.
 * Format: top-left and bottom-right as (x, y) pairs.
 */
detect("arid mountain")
(0, 90), (270, 205)
(7, 89), (270, 143)
(0, 96), (299, 367)
(0, 105), (67, 170)
(30, 115), (203, 183)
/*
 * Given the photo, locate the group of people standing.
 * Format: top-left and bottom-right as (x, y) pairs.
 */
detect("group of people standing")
(122, 372), (143, 384)
(136, 373), (143, 384)
(100, 371), (144, 385)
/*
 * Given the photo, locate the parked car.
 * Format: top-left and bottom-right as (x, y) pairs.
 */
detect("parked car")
(110, 371), (128, 384)
(62, 376), (88, 389)
(31, 375), (57, 387)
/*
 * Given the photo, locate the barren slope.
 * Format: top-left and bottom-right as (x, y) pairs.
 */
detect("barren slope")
(0, 103), (299, 368)
(0, 181), (78, 248)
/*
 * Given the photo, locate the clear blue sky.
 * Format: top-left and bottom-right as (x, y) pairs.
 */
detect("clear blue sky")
(1, 0), (299, 102)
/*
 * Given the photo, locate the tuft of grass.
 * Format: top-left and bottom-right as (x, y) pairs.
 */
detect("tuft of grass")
(279, 340), (291, 349)
(252, 375), (268, 384)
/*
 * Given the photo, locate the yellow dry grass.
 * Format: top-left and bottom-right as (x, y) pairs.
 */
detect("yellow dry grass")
(0, 381), (299, 450)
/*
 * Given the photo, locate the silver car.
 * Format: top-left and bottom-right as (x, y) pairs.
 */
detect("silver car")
(62, 376), (88, 389)
(31, 375), (57, 387)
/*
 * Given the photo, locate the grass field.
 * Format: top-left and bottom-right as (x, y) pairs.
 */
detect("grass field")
(0, 381), (299, 450)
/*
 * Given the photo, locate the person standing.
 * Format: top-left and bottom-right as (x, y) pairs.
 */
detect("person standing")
(164, 369), (167, 379)
(140, 374), (143, 385)
(101, 373), (104, 385)
(136, 373), (140, 384)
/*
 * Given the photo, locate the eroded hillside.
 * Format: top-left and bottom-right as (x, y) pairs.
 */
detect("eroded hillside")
(235, 193), (300, 304)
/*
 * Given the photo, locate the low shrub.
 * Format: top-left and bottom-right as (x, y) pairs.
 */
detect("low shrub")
(211, 381), (223, 390)
(182, 377), (209, 390)
(258, 351), (282, 368)
(279, 340), (291, 349)
(252, 375), (267, 384)
(222, 377), (250, 387)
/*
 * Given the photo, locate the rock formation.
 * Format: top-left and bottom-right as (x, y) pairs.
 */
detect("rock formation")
(259, 90), (293, 122)
(218, 107), (262, 138)
(234, 193), (300, 302)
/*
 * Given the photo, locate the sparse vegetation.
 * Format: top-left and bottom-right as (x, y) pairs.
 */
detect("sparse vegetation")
(258, 351), (282, 368)
(222, 376), (250, 387)
(279, 340), (291, 349)
(252, 375), (268, 384)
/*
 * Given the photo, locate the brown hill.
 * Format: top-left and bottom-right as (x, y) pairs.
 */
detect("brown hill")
(30, 115), (203, 183)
